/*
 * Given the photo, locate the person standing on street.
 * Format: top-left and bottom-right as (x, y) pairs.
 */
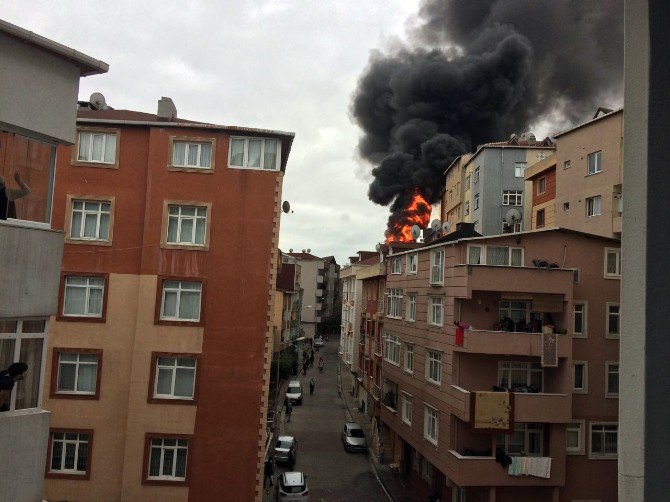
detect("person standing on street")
(309, 378), (315, 395)
(286, 400), (293, 422)
(264, 456), (274, 493)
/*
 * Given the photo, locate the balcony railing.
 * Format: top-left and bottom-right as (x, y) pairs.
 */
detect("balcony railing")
(359, 333), (366, 345)
(454, 330), (570, 358)
(357, 369), (364, 382)
(371, 381), (381, 401)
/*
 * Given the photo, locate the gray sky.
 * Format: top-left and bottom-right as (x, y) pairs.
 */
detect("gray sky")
(2, 0), (425, 265)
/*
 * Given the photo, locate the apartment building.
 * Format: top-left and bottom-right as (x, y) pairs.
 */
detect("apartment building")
(275, 255), (303, 350)
(465, 136), (555, 236)
(553, 109), (623, 239)
(525, 155), (557, 230)
(380, 228), (620, 502)
(0, 19), (108, 502)
(440, 155), (471, 233)
(41, 97), (294, 502)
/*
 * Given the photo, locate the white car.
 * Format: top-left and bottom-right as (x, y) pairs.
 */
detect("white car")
(285, 380), (303, 405)
(314, 337), (324, 347)
(276, 471), (309, 501)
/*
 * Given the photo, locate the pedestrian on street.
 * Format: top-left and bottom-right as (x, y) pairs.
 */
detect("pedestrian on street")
(309, 352), (314, 368)
(286, 400), (293, 422)
(264, 456), (274, 493)
(302, 361), (307, 375)
(309, 378), (315, 395)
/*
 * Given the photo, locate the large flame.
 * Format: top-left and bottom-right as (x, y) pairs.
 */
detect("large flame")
(385, 190), (432, 243)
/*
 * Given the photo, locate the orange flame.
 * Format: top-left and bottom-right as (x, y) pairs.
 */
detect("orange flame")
(385, 190), (432, 243)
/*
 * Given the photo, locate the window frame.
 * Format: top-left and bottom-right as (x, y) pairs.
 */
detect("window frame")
(573, 361), (588, 394)
(228, 136), (282, 171)
(45, 428), (94, 480)
(502, 190), (523, 206)
(391, 257), (402, 275)
(566, 420), (586, 455)
(406, 253), (418, 275)
(383, 333), (401, 366)
(498, 361), (543, 391)
(143, 433), (192, 485)
(160, 200), (212, 251)
(474, 193), (480, 210)
(470, 245), (524, 267)
(514, 162), (527, 178)
(403, 343), (414, 373)
(606, 303), (621, 339)
(586, 195), (602, 217)
(604, 248), (621, 278)
(465, 175), (471, 191)
(589, 422), (618, 459)
(587, 150), (602, 176)
(148, 352), (201, 405)
(573, 301), (587, 338)
(64, 195), (115, 246)
(605, 362), (619, 398)
(168, 136), (216, 172)
(425, 350), (442, 385)
(429, 296), (444, 327)
(50, 348), (103, 400)
(57, 272), (110, 323)
(536, 208), (546, 228)
(401, 392), (413, 426)
(473, 167), (480, 184)
(406, 293), (417, 322)
(423, 404), (439, 445)
(72, 127), (120, 168)
(155, 276), (205, 326)
(537, 176), (546, 195)
(430, 249), (445, 285)
(563, 160), (571, 170)
(385, 289), (403, 319)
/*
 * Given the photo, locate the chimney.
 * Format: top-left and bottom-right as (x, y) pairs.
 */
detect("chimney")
(157, 97), (177, 120)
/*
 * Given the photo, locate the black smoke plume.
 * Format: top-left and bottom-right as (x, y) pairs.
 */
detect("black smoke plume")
(352, 0), (623, 238)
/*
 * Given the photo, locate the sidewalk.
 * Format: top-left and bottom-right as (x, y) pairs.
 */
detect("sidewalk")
(338, 360), (421, 502)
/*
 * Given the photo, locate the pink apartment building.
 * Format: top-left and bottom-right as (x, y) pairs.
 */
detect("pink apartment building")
(379, 227), (620, 502)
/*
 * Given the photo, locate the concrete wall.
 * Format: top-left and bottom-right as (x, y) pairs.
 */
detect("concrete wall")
(0, 224), (63, 318)
(0, 33), (81, 145)
(0, 409), (50, 502)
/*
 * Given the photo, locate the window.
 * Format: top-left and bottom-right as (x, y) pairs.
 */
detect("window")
(589, 423), (618, 458)
(166, 204), (208, 246)
(498, 361), (543, 391)
(160, 280), (202, 322)
(573, 361), (588, 393)
(586, 196), (602, 217)
(474, 193), (480, 209)
(604, 248), (621, 278)
(430, 249), (445, 284)
(406, 253), (418, 274)
(563, 202), (570, 211)
(606, 363), (619, 397)
(54, 351), (100, 397)
(536, 209), (545, 228)
(499, 300), (531, 328)
(474, 167), (480, 183)
(63, 276), (105, 318)
(48, 430), (92, 477)
(465, 175), (471, 190)
(567, 421), (585, 455)
(146, 436), (189, 482)
(77, 131), (117, 164)
(229, 136), (280, 171)
(464, 200), (470, 215)
(386, 289), (403, 318)
(171, 139), (213, 169)
(564, 160), (571, 170)
(69, 199), (111, 242)
(498, 423), (543, 456)
(153, 355), (197, 401)
(448, 190), (453, 202)
(424, 405), (439, 445)
(587, 151), (602, 175)
(573, 302), (587, 337)
(607, 304), (620, 337)
(537, 176), (546, 195)
(0, 319), (47, 410)
(429, 297), (444, 326)
(426, 350), (442, 384)
(486, 246), (523, 266)
(403, 344), (414, 372)
(473, 220), (480, 232)
(514, 162), (527, 177)
(573, 269), (580, 283)
(502, 190), (523, 206)
(391, 257), (402, 274)
(384, 333), (401, 365)
(467, 245), (482, 265)
(406, 293), (416, 322)
(401, 393), (413, 425)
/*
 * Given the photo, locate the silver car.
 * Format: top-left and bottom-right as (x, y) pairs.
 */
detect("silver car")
(274, 435), (297, 467)
(341, 422), (367, 452)
(276, 471), (309, 501)
(286, 380), (303, 405)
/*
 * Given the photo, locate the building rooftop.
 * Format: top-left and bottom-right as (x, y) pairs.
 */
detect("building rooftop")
(553, 108), (623, 138)
(524, 154), (557, 181)
(287, 252), (322, 261)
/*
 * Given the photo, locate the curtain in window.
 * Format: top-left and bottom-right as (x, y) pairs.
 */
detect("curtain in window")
(156, 365), (174, 395)
(187, 144), (199, 166)
(604, 430), (617, 453)
(230, 139), (245, 165)
(77, 355), (98, 392)
(176, 443), (188, 477)
(511, 248), (522, 266)
(88, 287), (103, 316)
(195, 218), (206, 244)
(103, 135), (116, 163)
(264, 139), (277, 170)
(179, 217), (194, 243)
(76, 440), (88, 471)
(83, 210), (98, 238)
(149, 442), (162, 476)
(99, 211), (110, 240)
(179, 289), (201, 320)
(607, 252), (618, 274)
(58, 354), (77, 391)
(468, 247), (481, 264)
(15, 337), (43, 408)
(78, 133), (90, 161)
(248, 139), (262, 167)
(174, 365), (195, 397)
(91, 135), (104, 161)
(51, 438), (63, 470)
(200, 143), (212, 167)
(64, 283), (86, 315)
(173, 142), (186, 166)
(486, 246), (509, 266)
(64, 435), (77, 469)
(162, 288), (178, 317)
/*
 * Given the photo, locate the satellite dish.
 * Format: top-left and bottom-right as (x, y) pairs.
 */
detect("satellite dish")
(430, 219), (442, 231)
(442, 222), (451, 233)
(289, 248), (293, 253)
(505, 208), (522, 224)
(410, 225), (421, 240)
(282, 201), (291, 213)
(375, 243), (381, 252)
(90, 92), (106, 110)
(302, 249), (306, 253)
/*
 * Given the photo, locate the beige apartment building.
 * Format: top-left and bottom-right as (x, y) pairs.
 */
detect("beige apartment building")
(380, 228), (620, 502)
(553, 109), (623, 238)
(441, 155), (471, 232)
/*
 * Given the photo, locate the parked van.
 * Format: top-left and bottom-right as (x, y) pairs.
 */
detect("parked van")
(286, 380), (303, 405)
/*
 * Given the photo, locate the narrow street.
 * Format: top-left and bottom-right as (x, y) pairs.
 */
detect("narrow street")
(265, 338), (390, 501)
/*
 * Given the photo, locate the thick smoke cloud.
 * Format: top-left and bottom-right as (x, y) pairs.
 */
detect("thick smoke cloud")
(352, 0), (623, 237)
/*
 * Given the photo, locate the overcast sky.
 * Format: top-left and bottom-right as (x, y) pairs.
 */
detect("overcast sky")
(3, 0), (428, 264)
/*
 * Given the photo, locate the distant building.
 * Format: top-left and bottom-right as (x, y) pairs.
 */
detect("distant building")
(0, 19), (107, 502)
(275, 253), (303, 350)
(41, 96), (294, 501)
(441, 154), (471, 233)
(525, 154), (557, 230)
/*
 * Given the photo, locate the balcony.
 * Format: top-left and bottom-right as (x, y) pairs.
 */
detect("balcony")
(0, 409), (50, 501)
(357, 369), (364, 382)
(359, 333), (366, 345)
(454, 330), (570, 358)
(453, 265), (574, 299)
(371, 380), (381, 401)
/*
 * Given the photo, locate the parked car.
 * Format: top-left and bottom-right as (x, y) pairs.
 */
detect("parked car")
(314, 336), (324, 347)
(341, 422), (367, 452)
(286, 381), (303, 405)
(276, 471), (309, 501)
(274, 435), (297, 467)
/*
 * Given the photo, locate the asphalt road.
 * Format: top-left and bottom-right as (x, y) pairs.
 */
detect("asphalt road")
(265, 338), (390, 502)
